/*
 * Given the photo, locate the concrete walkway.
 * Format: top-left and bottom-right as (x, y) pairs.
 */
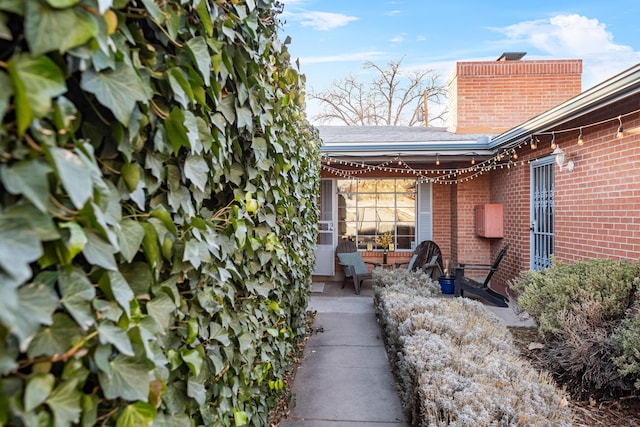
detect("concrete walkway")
(281, 287), (407, 426)
(280, 282), (535, 426)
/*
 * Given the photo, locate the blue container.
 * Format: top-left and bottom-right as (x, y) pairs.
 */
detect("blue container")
(438, 276), (455, 294)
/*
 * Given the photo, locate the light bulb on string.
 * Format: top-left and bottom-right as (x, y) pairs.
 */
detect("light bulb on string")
(577, 127), (584, 145)
(616, 115), (624, 138)
(550, 132), (557, 150)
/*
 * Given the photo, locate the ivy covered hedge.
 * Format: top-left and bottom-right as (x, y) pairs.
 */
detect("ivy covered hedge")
(0, 0), (319, 425)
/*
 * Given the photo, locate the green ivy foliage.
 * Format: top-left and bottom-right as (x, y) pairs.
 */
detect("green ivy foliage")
(0, 0), (320, 425)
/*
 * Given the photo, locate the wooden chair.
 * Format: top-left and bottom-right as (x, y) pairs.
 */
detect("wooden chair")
(395, 240), (444, 280)
(454, 244), (509, 307)
(335, 240), (380, 294)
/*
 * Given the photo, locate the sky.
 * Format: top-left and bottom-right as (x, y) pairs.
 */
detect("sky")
(278, 0), (640, 125)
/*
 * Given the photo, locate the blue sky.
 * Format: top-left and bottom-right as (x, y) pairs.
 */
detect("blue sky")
(279, 0), (640, 124)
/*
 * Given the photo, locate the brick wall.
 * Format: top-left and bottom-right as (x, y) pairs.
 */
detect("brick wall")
(432, 184), (452, 263)
(448, 59), (582, 134)
(486, 93), (640, 293)
(451, 175), (492, 265)
(552, 104), (640, 262)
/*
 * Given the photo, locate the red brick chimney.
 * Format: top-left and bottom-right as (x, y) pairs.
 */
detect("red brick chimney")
(448, 53), (582, 134)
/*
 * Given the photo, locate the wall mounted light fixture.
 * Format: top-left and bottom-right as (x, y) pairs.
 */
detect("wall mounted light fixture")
(552, 146), (574, 171)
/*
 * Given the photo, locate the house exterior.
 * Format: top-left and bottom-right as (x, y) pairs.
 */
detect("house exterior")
(313, 53), (640, 295)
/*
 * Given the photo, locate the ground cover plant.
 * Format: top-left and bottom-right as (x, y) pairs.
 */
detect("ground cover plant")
(373, 269), (572, 426)
(0, 0), (319, 425)
(512, 258), (640, 399)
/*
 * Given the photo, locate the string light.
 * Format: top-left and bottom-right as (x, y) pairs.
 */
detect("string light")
(577, 127), (584, 146)
(617, 115), (624, 138)
(320, 108), (639, 185)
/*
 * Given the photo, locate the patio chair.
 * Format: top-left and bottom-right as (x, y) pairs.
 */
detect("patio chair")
(395, 240), (444, 280)
(336, 240), (380, 294)
(454, 244), (509, 307)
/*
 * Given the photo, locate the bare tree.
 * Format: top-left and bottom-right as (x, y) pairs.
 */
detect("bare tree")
(310, 58), (447, 126)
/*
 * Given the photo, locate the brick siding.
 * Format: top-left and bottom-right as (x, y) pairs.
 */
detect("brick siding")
(449, 59), (582, 134)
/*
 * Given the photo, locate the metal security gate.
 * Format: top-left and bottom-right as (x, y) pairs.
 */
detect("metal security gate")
(530, 157), (555, 270)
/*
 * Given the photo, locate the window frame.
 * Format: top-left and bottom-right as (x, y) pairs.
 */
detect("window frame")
(336, 178), (417, 251)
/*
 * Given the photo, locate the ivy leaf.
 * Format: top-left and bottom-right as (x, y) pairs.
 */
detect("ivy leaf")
(3, 282), (58, 351)
(186, 37), (211, 86)
(60, 222), (87, 261)
(46, 379), (82, 427)
(116, 402), (156, 427)
(0, 336), (18, 375)
(146, 293), (176, 334)
(24, 373), (55, 412)
(81, 62), (147, 126)
(97, 322), (134, 356)
(180, 348), (203, 377)
(237, 332), (253, 354)
(59, 268), (96, 330)
(236, 106), (252, 131)
(208, 322), (231, 346)
(164, 107), (190, 155)
(0, 215), (41, 285)
(184, 155), (209, 192)
(82, 229), (117, 271)
(7, 53), (66, 136)
(187, 377), (206, 406)
(49, 147), (93, 209)
(194, 0), (212, 37)
(25, 0), (97, 56)
(0, 71), (12, 120)
(100, 271), (134, 318)
(27, 313), (81, 358)
(117, 218), (145, 263)
(45, 0), (81, 7)
(1, 159), (52, 214)
(99, 354), (152, 401)
(218, 94), (236, 124)
(167, 67), (194, 108)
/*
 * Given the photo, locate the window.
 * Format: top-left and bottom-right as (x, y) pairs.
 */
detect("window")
(336, 179), (416, 250)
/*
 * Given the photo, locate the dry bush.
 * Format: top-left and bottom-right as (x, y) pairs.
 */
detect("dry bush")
(513, 259), (640, 398)
(545, 297), (635, 397)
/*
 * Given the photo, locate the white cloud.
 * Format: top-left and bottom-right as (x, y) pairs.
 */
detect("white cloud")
(416, 35), (427, 42)
(385, 10), (401, 16)
(493, 14), (640, 88)
(286, 10), (359, 31)
(389, 33), (406, 44)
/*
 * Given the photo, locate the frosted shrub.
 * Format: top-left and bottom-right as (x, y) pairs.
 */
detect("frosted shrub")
(374, 283), (572, 426)
(372, 267), (441, 297)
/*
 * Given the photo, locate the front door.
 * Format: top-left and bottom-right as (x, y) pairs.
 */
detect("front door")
(313, 179), (336, 275)
(530, 157), (554, 270)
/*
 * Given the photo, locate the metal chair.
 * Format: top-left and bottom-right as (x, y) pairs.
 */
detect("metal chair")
(336, 240), (380, 294)
(454, 244), (509, 307)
